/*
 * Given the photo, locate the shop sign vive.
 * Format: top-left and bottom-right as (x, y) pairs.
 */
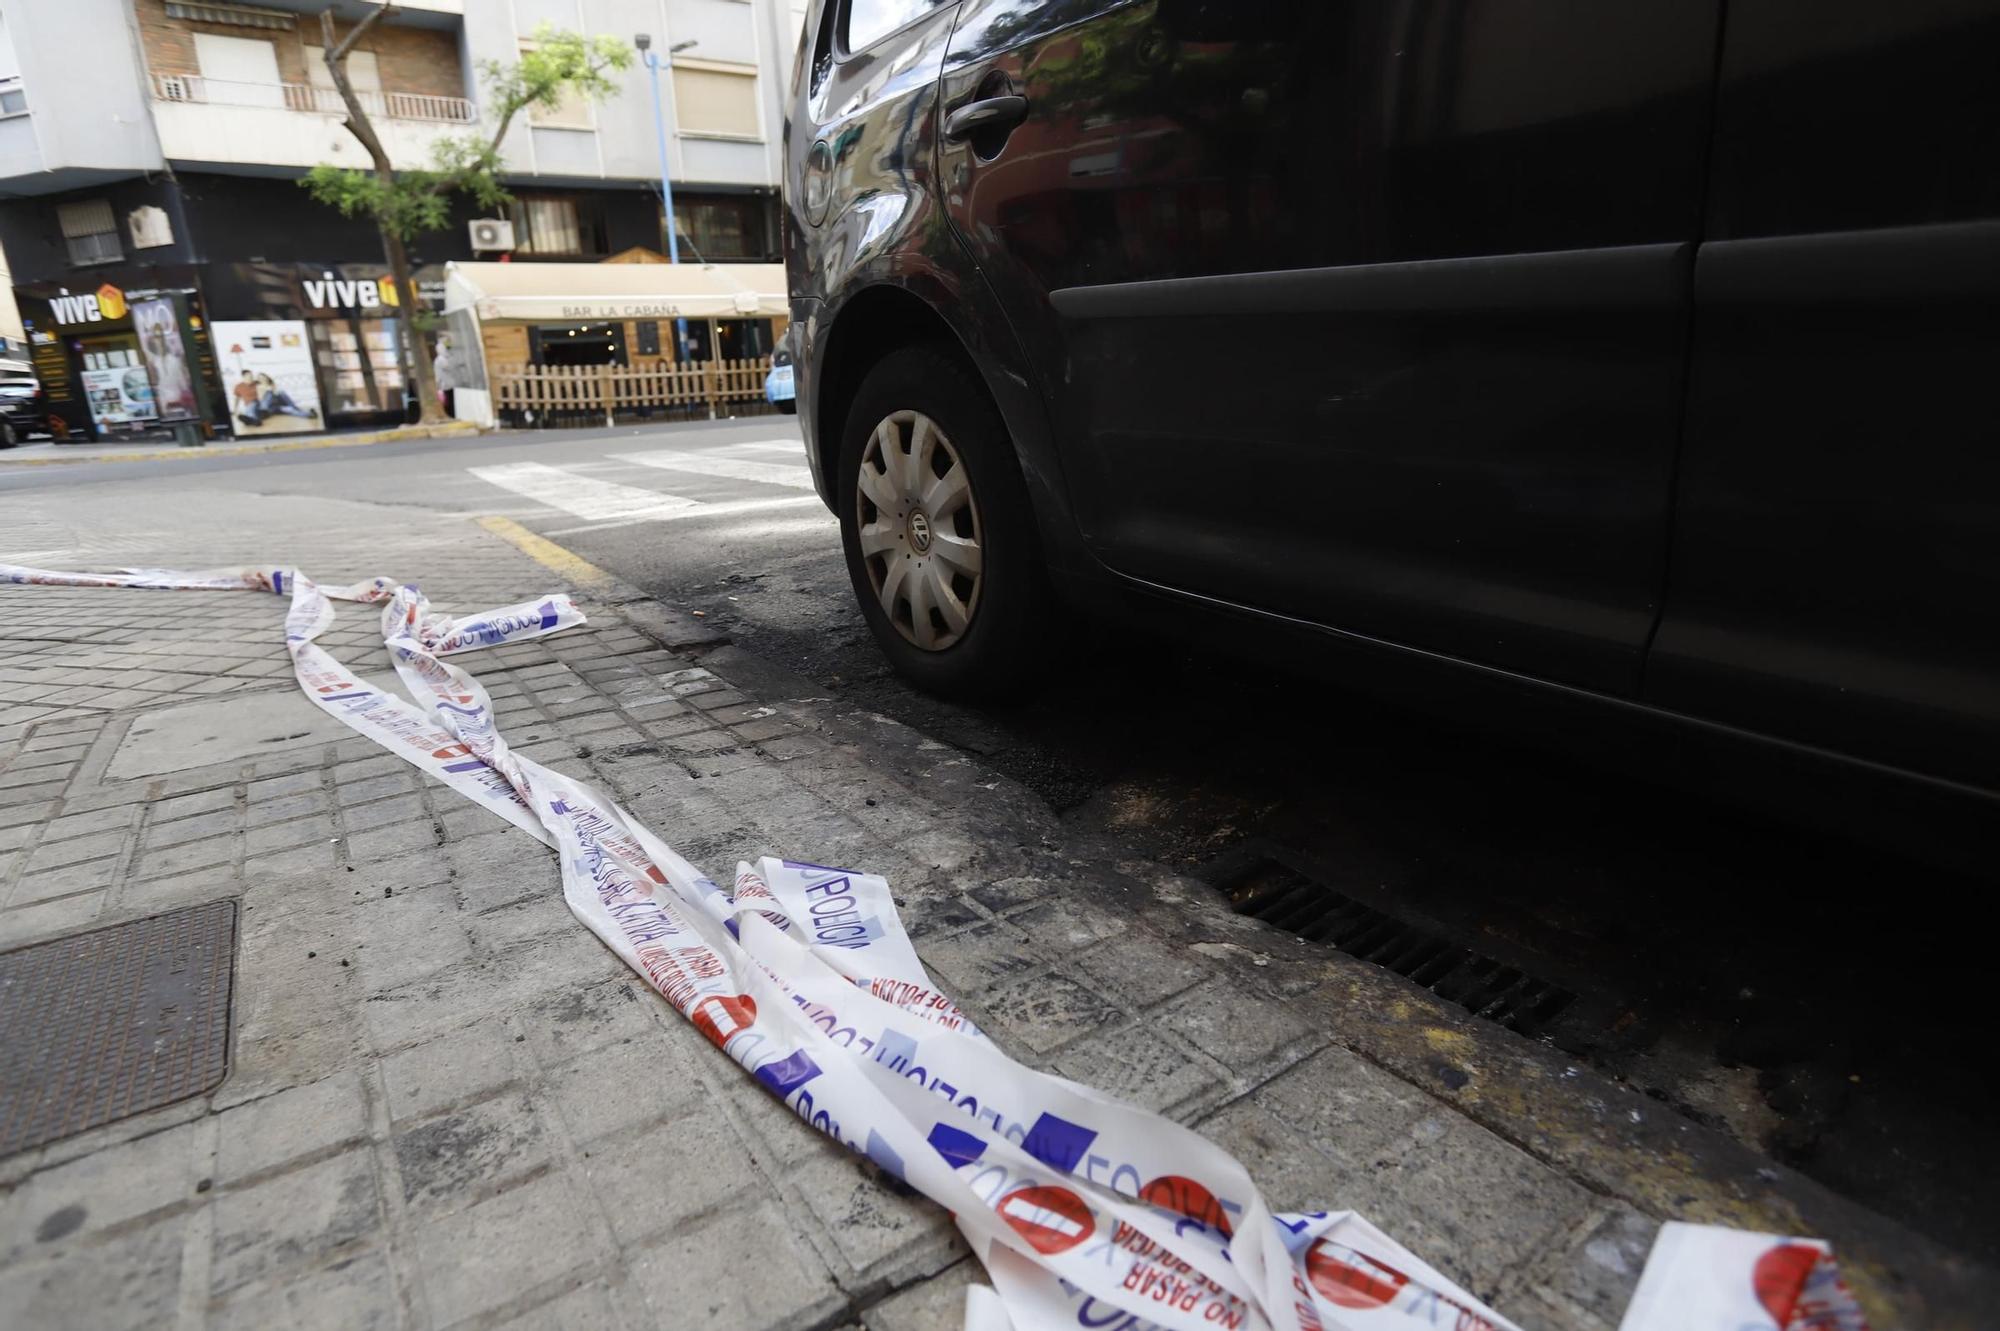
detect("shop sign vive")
(48, 283), (129, 327)
(304, 273), (403, 311)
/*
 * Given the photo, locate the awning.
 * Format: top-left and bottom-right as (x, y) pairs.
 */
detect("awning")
(442, 260), (787, 323)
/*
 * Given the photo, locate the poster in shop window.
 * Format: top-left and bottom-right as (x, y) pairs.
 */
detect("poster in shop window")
(212, 320), (324, 436)
(129, 296), (199, 421)
(79, 364), (157, 428)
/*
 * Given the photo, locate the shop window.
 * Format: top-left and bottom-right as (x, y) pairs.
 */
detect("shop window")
(674, 195), (770, 261)
(717, 319), (773, 360)
(672, 62), (759, 139)
(509, 196), (606, 257)
(58, 200), (123, 266)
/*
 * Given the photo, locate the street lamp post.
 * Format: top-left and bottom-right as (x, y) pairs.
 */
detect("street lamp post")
(635, 33), (697, 362)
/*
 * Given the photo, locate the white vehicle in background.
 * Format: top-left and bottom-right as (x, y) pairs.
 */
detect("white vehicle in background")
(0, 356), (47, 446)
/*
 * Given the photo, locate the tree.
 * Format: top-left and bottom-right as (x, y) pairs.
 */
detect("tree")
(303, 5), (630, 424)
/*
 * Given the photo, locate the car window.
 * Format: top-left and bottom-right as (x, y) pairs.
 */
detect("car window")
(842, 0), (945, 53)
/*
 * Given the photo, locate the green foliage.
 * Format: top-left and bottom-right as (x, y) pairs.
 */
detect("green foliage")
(299, 21), (633, 242)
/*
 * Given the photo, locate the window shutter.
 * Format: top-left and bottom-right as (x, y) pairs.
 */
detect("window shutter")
(58, 199), (117, 239)
(672, 65), (760, 138)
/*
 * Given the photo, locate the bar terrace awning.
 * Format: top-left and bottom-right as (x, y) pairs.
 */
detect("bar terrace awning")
(442, 260), (788, 324)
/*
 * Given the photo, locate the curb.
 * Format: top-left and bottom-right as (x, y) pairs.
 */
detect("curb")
(0, 421), (485, 467)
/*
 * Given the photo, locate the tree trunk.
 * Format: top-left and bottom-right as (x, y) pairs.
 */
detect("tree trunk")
(322, 7), (445, 426)
(379, 226), (441, 424)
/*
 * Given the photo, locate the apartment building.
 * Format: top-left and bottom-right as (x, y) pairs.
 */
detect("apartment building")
(0, 0), (803, 439)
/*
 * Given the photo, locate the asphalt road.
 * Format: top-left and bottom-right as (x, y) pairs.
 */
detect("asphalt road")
(5, 418), (1992, 1264)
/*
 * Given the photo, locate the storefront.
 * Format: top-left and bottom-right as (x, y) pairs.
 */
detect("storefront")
(13, 269), (220, 441)
(12, 259), (446, 441)
(440, 259), (787, 427)
(200, 262), (447, 433)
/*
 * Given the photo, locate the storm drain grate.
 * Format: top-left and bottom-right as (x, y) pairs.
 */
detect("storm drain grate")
(1221, 858), (1575, 1037)
(0, 900), (237, 1157)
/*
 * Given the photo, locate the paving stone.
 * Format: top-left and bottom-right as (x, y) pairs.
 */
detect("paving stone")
(244, 772), (325, 804)
(1073, 930), (1215, 1008)
(209, 1247), (398, 1331)
(578, 1109), (764, 1247)
(413, 1171), (600, 1325)
(216, 1071), (371, 1182)
(1535, 1203), (1660, 1328)
(150, 786), (243, 821)
(1156, 978), (1326, 1075)
(241, 789), (332, 828)
(914, 922), (1042, 996)
(785, 1148), (953, 1280)
(378, 1018), (523, 1123)
(628, 1199), (844, 1331)
(518, 975), (665, 1068)
(244, 841), (341, 878)
(338, 772), (419, 806)
(1250, 1043), (1444, 1165)
(544, 1030), (705, 1145)
(123, 866), (241, 911)
(494, 1281), (625, 1331)
(146, 807), (245, 849)
(1365, 1107), (1597, 1297)
(23, 828), (129, 871)
(977, 968), (1123, 1056)
(343, 818), (438, 863)
(133, 835), (235, 881)
(209, 1149), (382, 1297)
(244, 815), (339, 856)
(0, 1217), (184, 1331)
(1051, 1021), (1223, 1116)
(8, 855), (119, 907)
(394, 1092), (550, 1213)
(862, 1261), (984, 1331)
(351, 884), (475, 992)
(0, 887), (107, 944)
(0, 1123), (200, 1261)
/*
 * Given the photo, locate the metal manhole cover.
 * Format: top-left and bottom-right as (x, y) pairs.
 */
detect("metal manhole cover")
(0, 900), (237, 1156)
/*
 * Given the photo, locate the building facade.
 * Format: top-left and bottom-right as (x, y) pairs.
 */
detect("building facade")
(0, 0), (801, 439)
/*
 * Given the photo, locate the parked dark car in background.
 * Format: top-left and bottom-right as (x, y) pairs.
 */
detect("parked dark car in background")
(782, 0), (2000, 812)
(0, 372), (48, 448)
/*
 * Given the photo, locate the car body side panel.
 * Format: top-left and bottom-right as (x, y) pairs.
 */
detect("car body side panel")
(1645, 0), (2000, 791)
(936, 0), (1720, 697)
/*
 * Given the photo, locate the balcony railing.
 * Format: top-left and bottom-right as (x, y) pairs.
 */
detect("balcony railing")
(151, 74), (475, 124)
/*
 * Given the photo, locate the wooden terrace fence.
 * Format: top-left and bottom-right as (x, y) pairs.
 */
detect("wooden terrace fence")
(490, 359), (776, 427)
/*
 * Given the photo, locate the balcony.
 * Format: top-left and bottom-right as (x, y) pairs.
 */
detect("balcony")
(148, 73), (477, 173)
(153, 74), (474, 124)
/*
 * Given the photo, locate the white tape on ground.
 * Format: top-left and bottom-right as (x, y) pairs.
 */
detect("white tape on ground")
(0, 561), (1868, 1331)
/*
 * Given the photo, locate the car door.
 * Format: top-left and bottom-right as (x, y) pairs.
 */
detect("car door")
(1644, 0), (2000, 791)
(938, 0), (1720, 695)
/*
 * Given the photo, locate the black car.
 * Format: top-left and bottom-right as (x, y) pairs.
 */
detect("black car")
(782, 0), (2000, 808)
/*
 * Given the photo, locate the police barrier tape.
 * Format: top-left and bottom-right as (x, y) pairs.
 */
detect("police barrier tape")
(1615, 1223), (1868, 1331)
(0, 562), (1870, 1331)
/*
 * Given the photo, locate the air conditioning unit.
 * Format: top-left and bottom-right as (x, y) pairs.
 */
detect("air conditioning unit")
(469, 218), (516, 252)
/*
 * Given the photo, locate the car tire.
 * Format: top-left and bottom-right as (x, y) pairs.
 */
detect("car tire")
(0, 419), (16, 448)
(838, 344), (1049, 700)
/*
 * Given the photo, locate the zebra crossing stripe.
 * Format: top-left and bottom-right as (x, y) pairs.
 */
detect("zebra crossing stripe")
(612, 448), (816, 490)
(467, 462), (704, 521)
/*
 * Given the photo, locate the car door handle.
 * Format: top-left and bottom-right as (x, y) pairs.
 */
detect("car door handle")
(943, 94), (1029, 143)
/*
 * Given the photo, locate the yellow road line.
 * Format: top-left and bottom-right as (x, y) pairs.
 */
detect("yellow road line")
(0, 423), (483, 468)
(475, 515), (617, 591)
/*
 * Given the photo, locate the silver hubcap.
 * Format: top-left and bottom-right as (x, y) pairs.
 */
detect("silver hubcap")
(856, 409), (982, 651)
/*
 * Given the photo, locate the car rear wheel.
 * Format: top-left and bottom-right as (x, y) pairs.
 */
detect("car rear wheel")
(838, 345), (1048, 698)
(0, 419), (16, 448)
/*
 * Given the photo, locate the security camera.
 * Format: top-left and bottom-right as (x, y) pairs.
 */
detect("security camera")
(634, 32), (652, 52)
